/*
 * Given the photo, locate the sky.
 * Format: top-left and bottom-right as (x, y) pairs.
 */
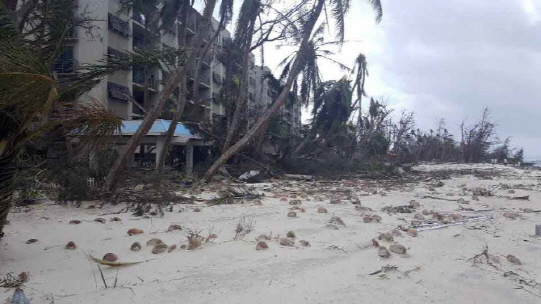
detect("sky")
(241, 0), (541, 159)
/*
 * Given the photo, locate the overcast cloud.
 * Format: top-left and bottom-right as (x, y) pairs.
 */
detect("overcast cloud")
(256, 0), (541, 159)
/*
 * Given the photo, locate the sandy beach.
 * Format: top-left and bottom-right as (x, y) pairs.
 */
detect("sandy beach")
(2, 163), (541, 303)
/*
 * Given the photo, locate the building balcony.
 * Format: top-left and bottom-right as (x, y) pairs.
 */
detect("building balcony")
(53, 59), (78, 74)
(133, 70), (158, 90)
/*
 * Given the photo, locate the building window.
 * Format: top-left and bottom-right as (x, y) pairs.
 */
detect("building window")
(108, 82), (131, 101)
(53, 46), (76, 74)
(108, 13), (130, 37)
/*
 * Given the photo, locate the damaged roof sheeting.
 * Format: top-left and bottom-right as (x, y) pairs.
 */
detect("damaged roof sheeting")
(117, 119), (201, 144)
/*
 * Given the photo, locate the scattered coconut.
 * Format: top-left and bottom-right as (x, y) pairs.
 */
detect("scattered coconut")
(69, 220), (81, 225)
(422, 209), (430, 216)
(289, 200), (302, 205)
(363, 216), (373, 223)
(414, 213), (425, 220)
(287, 211), (297, 218)
(146, 238), (163, 246)
(102, 253), (118, 262)
(188, 237), (202, 250)
(168, 245), (177, 253)
(472, 195), (479, 201)
(26, 239), (38, 244)
(130, 242), (142, 251)
(193, 208), (201, 212)
(508, 189), (516, 194)
(389, 244), (407, 254)
(167, 224), (182, 232)
(378, 233), (393, 242)
(326, 224), (339, 230)
(256, 234), (270, 241)
(127, 228), (144, 236)
(503, 212), (519, 220)
(329, 216), (345, 226)
(317, 207), (328, 213)
(411, 220), (422, 226)
(390, 229), (402, 237)
(450, 214), (462, 221)
(65, 241), (76, 250)
(371, 215), (382, 222)
(94, 218), (106, 224)
(378, 246), (390, 258)
(256, 241), (269, 250)
(409, 200), (420, 208)
(355, 205), (372, 211)
(110, 217), (122, 222)
(206, 234), (218, 242)
(506, 254), (522, 265)
(457, 198), (468, 204)
(287, 231), (296, 238)
(279, 238), (294, 246)
(330, 199), (341, 204)
(180, 244), (187, 250)
(406, 229), (418, 237)
(433, 213), (444, 221)
(152, 243), (168, 254)
(299, 240), (310, 247)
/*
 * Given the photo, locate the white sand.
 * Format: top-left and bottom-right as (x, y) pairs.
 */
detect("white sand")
(2, 163), (541, 303)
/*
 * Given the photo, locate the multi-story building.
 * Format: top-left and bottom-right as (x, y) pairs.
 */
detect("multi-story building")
(54, 1), (300, 170)
(249, 65), (302, 133)
(56, 0), (229, 121)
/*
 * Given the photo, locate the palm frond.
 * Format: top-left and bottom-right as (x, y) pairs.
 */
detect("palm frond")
(367, 0), (383, 23)
(330, 0), (349, 42)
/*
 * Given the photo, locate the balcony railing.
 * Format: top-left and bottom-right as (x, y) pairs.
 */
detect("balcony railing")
(53, 59), (78, 74)
(133, 70), (157, 90)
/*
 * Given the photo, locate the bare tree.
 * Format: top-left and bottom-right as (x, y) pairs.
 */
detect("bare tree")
(199, 0), (383, 183)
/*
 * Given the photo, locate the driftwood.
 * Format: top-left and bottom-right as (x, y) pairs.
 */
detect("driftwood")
(412, 215), (491, 231)
(282, 174), (314, 181)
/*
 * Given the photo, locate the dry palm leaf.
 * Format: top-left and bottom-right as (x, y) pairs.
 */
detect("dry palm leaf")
(89, 255), (144, 267)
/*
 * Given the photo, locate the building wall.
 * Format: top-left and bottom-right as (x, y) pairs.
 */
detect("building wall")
(70, 1), (300, 129)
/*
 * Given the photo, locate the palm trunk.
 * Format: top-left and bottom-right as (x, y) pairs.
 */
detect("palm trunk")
(0, 154), (17, 238)
(105, 0), (218, 192)
(222, 17), (257, 153)
(199, 0), (325, 184)
(156, 71), (187, 172)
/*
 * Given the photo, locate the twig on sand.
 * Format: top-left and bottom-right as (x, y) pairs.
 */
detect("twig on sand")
(368, 265), (398, 275)
(422, 195), (460, 202)
(96, 264), (108, 289)
(468, 245), (500, 270)
(327, 245), (348, 253)
(0, 272), (29, 288)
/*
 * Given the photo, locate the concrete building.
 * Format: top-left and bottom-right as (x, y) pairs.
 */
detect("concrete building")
(55, 1), (298, 171)
(249, 65), (302, 133)
(54, 1), (234, 172)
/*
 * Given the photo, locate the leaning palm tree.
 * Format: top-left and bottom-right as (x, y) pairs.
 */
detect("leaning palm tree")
(200, 0), (382, 183)
(105, 0), (220, 191)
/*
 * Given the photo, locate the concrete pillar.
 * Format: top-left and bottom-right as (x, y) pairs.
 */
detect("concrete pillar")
(185, 145), (194, 175)
(155, 137), (165, 168)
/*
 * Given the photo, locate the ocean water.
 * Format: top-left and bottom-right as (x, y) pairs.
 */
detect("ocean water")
(525, 159), (541, 167)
